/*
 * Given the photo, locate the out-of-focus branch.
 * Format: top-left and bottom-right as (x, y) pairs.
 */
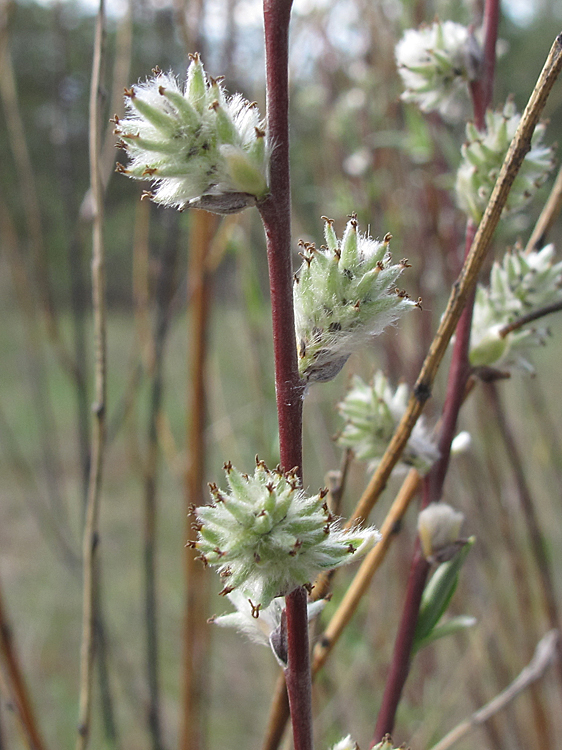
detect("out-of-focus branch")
(76, 1), (108, 747)
(0, 582), (47, 750)
(181, 210), (218, 750)
(526, 164), (562, 253)
(429, 631), (559, 750)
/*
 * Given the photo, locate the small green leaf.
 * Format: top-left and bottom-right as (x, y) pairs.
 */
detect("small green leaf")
(414, 614), (477, 651)
(413, 536), (475, 651)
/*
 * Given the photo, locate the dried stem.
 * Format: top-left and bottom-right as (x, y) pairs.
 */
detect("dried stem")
(525, 163), (562, 253)
(181, 210), (218, 750)
(262, 468), (422, 750)
(76, 1), (107, 747)
(144, 213), (180, 750)
(312, 468), (421, 675)
(0, 4), (73, 373)
(429, 630), (559, 750)
(0, 582), (47, 750)
(486, 383), (562, 682)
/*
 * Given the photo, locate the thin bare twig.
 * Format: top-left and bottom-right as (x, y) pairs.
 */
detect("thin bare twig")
(0, 582), (47, 750)
(76, 1), (107, 747)
(181, 210), (218, 750)
(144, 212), (180, 750)
(486, 384), (562, 680)
(498, 300), (562, 337)
(525, 164), (562, 253)
(0, 4), (74, 374)
(429, 630), (559, 750)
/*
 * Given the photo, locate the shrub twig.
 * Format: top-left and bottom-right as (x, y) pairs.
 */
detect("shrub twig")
(76, 1), (108, 747)
(429, 630), (559, 750)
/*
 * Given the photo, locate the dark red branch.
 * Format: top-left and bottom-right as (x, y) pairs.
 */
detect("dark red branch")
(259, 3), (311, 750)
(469, 0), (500, 129)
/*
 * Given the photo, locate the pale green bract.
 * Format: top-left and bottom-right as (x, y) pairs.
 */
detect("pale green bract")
(192, 458), (379, 609)
(115, 53), (269, 213)
(456, 100), (554, 223)
(294, 216), (419, 383)
(395, 20), (473, 123)
(470, 244), (562, 370)
(337, 372), (439, 475)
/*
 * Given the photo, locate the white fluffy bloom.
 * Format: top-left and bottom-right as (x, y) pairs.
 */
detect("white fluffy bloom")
(294, 216), (419, 383)
(396, 20), (474, 122)
(211, 590), (325, 666)
(456, 100), (554, 223)
(470, 244), (562, 370)
(337, 372), (439, 475)
(115, 54), (269, 212)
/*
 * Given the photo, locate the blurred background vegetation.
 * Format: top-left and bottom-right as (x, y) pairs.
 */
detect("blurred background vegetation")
(1, 0), (562, 748)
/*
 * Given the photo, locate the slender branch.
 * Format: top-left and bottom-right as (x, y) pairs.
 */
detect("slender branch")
(525, 163), (562, 253)
(76, 1), (107, 747)
(498, 300), (562, 337)
(312, 468), (421, 676)
(181, 211), (218, 750)
(469, 0), (500, 129)
(0, 4), (73, 373)
(144, 212), (180, 750)
(429, 630), (559, 750)
(486, 383), (562, 682)
(258, 2), (314, 750)
(0, 583), (47, 750)
(346, 30), (562, 528)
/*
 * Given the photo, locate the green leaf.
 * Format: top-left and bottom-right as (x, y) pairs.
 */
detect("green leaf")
(413, 536), (475, 651)
(414, 614), (477, 651)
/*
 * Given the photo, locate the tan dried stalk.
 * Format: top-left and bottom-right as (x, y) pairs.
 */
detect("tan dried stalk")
(76, 1), (108, 747)
(181, 210), (219, 750)
(525, 163), (562, 254)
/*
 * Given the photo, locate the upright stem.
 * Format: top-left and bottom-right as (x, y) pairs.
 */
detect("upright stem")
(144, 213), (179, 750)
(77, 0), (107, 747)
(0, 583), (47, 750)
(259, 2), (311, 750)
(182, 210), (217, 750)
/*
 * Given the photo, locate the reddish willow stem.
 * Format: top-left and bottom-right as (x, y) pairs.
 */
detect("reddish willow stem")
(258, 2), (312, 750)
(373, 2), (501, 742)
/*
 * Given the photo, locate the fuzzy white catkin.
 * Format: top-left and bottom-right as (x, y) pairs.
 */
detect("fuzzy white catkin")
(115, 54), (270, 212)
(470, 244), (562, 370)
(294, 216), (419, 383)
(395, 20), (473, 122)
